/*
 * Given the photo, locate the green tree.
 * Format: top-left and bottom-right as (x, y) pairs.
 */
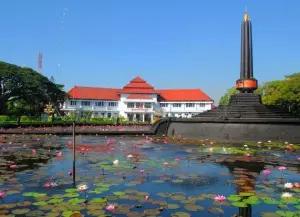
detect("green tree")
(0, 61), (66, 116)
(219, 87), (238, 105)
(260, 72), (300, 115)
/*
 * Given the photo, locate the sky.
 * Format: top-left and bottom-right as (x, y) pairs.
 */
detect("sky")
(1, 0), (300, 103)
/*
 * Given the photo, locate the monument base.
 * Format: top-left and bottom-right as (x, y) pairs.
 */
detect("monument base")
(153, 93), (300, 142)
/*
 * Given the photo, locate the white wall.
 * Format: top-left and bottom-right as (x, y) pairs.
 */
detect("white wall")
(62, 98), (213, 120)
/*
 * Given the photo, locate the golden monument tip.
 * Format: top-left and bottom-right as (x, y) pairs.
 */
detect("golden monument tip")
(244, 12), (250, 21)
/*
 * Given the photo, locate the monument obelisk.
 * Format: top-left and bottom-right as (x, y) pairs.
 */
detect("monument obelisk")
(154, 11), (300, 143)
(236, 12), (258, 93)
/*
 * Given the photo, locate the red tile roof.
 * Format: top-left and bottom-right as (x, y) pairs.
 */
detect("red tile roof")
(67, 76), (213, 102)
(158, 89), (213, 102)
(121, 76), (157, 94)
(68, 86), (120, 100)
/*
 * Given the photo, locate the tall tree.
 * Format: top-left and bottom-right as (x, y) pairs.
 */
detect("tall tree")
(0, 61), (66, 115)
(260, 72), (300, 115)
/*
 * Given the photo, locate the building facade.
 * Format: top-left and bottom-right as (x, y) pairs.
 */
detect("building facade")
(62, 76), (213, 122)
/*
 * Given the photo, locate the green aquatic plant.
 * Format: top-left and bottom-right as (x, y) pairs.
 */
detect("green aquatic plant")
(22, 192), (47, 198)
(227, 192), (260, 207)
(32, 201), (48, 206)
(68, 198), (86, 205)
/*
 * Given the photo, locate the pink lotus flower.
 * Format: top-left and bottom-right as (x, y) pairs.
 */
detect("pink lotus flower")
(9, 164), (17, 169)
(140, 169), (145, 174)
(56, 151), (63, 157)
(144, 195), (149, 200)
(214, 195), (226, 203)
(262, 169), (272, 176)
(0, 191), (6, 199)
(32, 149), (36, 155)
(43, 181), (58, 188)
(105, 204), (116, 211)
(278, 166), (287, 171)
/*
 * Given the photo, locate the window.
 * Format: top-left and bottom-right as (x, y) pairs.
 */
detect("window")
(127, 113), (134, 121)
(199, 103), (206, 107)
(136, 102), (143, 108)
(70, 101), (77, 106)
(186, 103), (195, 108)
(127, 102), (134, 108)
(81, 101), (90, 106)
(160, 103), (168, 107)
(107, 113), (112, 118)
(108, 102), (117, 107)
(95, 101), (104, 107)
(145, 103), (152, 108)
(173, 103), (182, 108)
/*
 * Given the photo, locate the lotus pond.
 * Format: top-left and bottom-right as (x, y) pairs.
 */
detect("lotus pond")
(0, 135), (300, 217)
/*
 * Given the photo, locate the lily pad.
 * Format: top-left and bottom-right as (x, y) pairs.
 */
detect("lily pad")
(65, 188), (77, 193)
(231, 201), (248, 207)
(208, 206), (224, 214)
(172, 211), (191, 217)
(23, 192), (47, 198)
(261, 197), (279, 205)
(276, 210), (298, 217)
(113, 191), (125, 196)
(64, 193), (80, 198)
(89, 197), (107, 203)
(68, 198), (85, 205)
(12, 208), (31, 215)
(243, 196), (260, 205)
(227, 195), (241, 202)
(33, 201), (48, 206)
(261, 212), (280, 217)
(184, 203), (203, 211)
(48, 198), (64, 204)
(167, 203), (180, 209)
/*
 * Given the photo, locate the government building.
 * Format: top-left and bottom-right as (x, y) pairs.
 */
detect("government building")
(62, 76), (213, 122)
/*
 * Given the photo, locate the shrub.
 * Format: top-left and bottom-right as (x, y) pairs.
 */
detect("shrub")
(20, 116), (41, 123)
(0, 115), (10, 122)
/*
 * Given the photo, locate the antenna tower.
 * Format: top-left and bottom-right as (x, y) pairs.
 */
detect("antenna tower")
(37, 52), (43, 73)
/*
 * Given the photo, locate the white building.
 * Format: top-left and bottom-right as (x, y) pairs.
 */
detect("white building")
(62, 76), (213, 122)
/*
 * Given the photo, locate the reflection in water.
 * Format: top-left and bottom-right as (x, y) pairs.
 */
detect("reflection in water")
(223, 159), (265, 217)
(239, 206), (252, 217)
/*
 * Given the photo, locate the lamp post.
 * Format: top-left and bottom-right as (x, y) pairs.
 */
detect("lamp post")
(72, 121), (76, 186)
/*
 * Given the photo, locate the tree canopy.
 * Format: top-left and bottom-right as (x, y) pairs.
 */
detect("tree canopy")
(218, 72), (300, 115)
(0, 61), (66, 116)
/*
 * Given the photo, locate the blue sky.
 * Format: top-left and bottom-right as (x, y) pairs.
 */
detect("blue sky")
(1, 0), (300, 103)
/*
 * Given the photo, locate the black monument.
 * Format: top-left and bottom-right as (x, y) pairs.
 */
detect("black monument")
(153, 12), (300, 142)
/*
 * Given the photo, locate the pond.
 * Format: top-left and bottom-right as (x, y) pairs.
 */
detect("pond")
(0, 135), (299, 217)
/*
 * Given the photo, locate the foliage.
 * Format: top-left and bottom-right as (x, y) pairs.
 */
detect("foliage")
(260, 72), (300, 115)
(0, 61), (66, 116)
(219, 87), (238, 105)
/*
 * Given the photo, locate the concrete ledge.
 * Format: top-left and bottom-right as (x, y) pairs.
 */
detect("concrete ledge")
(168, 121), (300, 143)
(154, 118), (300, 143)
